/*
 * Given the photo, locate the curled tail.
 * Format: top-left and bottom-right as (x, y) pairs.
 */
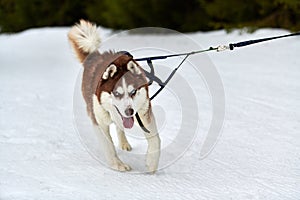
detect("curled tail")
(68, 20), (101, 63)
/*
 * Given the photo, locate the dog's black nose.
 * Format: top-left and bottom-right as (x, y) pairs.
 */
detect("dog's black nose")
(125, 108), (134, 116)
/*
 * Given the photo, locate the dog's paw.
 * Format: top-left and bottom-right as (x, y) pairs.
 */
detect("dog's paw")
(146, 165), (157, 174)
(120, 142), (132, 151)
(146, 155), (159, 174)
(111, 160), (131, 172)
(146, 159), (158, 173)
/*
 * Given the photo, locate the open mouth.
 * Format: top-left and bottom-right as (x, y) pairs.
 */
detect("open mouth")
(114, 106), (134, 129)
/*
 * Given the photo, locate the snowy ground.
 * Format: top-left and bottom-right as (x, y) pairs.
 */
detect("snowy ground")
(0, 26), (299, 199)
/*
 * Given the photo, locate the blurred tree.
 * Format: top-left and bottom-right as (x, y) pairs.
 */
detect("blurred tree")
(204, 0), (259, 29)
(0, 0), (299, 33)
(85, 0), (210, 31)
(0, 0), (87, 32)
(255, 0), (300, 31)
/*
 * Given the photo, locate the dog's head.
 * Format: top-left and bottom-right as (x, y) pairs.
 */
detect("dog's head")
(96, 53), (149, 129)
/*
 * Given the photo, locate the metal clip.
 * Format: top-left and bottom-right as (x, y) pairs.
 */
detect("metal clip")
(217, 45), (230, 52)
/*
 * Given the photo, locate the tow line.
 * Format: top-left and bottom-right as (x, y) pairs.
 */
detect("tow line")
(134, 31), (300, 133)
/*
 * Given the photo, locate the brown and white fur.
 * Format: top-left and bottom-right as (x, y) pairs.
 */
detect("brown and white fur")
(68, 20), (160, 173)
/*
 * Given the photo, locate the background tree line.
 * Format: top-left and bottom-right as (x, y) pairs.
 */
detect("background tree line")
(0, 0), (299, 33)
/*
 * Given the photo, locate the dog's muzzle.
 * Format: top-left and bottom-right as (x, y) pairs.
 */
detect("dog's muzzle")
(125, 108), (134, 117)
(114, 106), (135, 129)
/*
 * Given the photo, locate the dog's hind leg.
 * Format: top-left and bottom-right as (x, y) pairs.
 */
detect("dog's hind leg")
(94, 124), (131, 172)
(139, 110), (161, 173)
(116, 127), (132, 151)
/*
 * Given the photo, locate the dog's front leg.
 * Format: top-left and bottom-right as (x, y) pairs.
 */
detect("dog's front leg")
(116, 126), (132, 151)
(140, 110), (161, 173)
(94, 124), (131, 172)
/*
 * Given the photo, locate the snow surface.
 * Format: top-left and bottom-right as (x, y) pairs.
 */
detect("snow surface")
(0, 26), (299, 199)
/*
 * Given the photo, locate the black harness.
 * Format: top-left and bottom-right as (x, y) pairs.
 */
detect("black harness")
(127, 31), (300, 133)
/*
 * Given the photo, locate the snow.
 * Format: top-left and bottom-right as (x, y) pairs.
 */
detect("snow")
(1, 26), (299, 200)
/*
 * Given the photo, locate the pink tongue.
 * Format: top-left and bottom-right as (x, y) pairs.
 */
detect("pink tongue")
(122, 116), (134, 129)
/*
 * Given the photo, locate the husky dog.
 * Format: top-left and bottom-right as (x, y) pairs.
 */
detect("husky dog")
(68, 20), (160, 173)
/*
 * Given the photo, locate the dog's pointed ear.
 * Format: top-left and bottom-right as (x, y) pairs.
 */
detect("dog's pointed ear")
(102, 64), (117, 80)
(127, 61), (141, 75)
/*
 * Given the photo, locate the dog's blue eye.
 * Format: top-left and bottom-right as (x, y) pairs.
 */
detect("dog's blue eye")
(130, 89), (137, 96)
(113, 91), (121, 97)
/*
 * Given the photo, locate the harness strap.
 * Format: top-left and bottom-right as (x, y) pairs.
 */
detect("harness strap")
(150, 53), (190, 100)
(138, 48), (217, 101)
(135, 113), (150, 133)
(135, 48), (216, 133)
(143, 59), (164, 86)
